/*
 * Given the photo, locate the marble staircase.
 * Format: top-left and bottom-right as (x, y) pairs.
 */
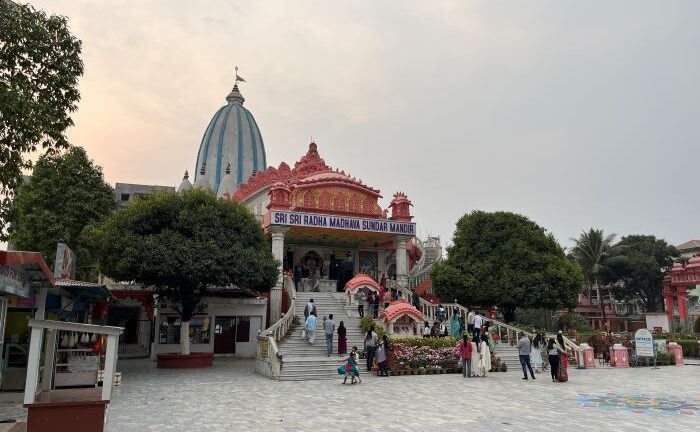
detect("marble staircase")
(277, 291), (368, 381)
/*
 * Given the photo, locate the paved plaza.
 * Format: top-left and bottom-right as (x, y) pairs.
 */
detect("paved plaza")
(0, 359), (698, 431)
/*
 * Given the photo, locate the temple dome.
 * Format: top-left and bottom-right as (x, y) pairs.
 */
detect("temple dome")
(194, 83), (267, 193)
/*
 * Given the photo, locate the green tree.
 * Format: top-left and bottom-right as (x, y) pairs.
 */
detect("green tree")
(91, 189), (278, 355)
(570, 229), (616, 321)
(0, 1), (84, 236)
(6, 146), (116, 280)
(431, 211), (583, 323)
(605, 235), (678, 313)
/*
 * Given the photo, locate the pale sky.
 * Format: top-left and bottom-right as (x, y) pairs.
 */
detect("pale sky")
(28, 0), (700, 249)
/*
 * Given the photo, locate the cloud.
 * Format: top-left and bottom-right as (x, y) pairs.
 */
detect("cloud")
(27, 0), (700, 247)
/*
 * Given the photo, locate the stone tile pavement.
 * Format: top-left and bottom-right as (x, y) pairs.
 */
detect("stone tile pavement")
(0, 359), (697, 431)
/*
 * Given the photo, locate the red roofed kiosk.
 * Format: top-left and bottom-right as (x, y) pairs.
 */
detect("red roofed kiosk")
(379, 301), (425, 337)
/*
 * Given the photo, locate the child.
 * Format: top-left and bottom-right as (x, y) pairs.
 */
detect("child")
(338, 346), (362, 384)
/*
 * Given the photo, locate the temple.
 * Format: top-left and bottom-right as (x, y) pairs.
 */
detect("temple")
(225, 141), (419, 322)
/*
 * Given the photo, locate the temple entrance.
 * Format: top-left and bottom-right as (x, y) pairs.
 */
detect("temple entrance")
(359, 250), (379, 281)
(214, 317), (236, 354)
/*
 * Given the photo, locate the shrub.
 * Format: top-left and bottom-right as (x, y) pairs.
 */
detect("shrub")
(388, 336), (456, 348)
(360, 316), (375, 333)
(676, 340), (699, 358)
(656, 351), (673, 366)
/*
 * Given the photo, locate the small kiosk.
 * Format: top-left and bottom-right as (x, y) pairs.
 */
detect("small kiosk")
(23, 319), (122, 432)
(344, 274), (381, 305)
(379, 301), (425, 337)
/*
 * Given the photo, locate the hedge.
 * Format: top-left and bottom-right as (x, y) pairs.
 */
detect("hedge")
(676, 340), (699, 358)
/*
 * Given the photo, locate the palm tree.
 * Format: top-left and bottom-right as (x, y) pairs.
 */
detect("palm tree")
(570, 229), (616, 315)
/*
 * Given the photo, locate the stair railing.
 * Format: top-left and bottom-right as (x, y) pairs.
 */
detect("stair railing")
(392, 280), (581, 355)
(256, 275), (297, 380)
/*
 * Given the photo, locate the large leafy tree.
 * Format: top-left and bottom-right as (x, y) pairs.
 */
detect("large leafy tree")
(570, 229), (616, 320)
(605, 235), (678, 313)
(432, 211), (583, 323)
(91, 189), (278, 355)
(0, 1), (83, 236)
(6, 146), (116, 280)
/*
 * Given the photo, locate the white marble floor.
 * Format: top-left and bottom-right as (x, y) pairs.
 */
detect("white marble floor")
(0, 359), (698, 431)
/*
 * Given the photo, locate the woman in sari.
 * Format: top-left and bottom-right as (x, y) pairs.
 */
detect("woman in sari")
(477, 331), (491, 377)
(450, 314), (461, 340)
(304, 313), (317, 344)
(556, 332), (569, 382)
(337, 321), (347, 357)
(530, 333), (544, 373)
(470, 339), (480, 377)
(485, 322), (496, 352)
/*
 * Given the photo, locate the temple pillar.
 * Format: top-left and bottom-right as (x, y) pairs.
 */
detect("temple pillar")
(664, 293), (674, 323)
(269, 226), (290, 323)
(677, 286), (689, 321)
(395, 235), (411, 289)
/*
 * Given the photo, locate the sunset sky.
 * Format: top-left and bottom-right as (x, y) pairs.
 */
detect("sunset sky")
(28, 0), (700, 248)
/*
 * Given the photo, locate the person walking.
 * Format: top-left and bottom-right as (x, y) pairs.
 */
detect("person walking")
(466, 309), (475, 337)
(450, 314), (461, 340)
(517, 332), (536, 380)
(376, 335), (390, 377)
(473, 312), (483, 341)
(378, 284), (387, 311)
(356, 291), (366, 318)
(459, 334), (473, 378)
(304, 298), (317, 320)
(436, 305), (446, 322)
(412, 289), (421, 310)
(470, 338), (480, 377)
(556, 332), (569, 382)
(372, 292), (380, 319)
(547, 338), (561, 382)
(325, 314), (336, 357)
(304, 313), (317, 344)
(364, 327), (378, 372)
(293, 264), (302, 292)
(337, 321), (347, 357)
(477, 332), (491, 377)
(530, 333), (544, 373)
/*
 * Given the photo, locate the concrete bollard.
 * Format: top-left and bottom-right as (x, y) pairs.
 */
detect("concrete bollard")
(580, 343), (595, 368)
(667, 342), (684, 366)
(610, 344), (629, 368)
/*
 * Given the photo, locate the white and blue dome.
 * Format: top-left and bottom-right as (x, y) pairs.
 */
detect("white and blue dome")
(194, 83), (267, 194)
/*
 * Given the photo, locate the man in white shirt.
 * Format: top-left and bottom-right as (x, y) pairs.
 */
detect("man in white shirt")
(473, 312), (483, 340)
(467, 309), (475, 337)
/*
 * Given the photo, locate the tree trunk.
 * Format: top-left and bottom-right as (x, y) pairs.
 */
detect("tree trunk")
(180, 321), (190, 355)
(178, 288), (197, 356)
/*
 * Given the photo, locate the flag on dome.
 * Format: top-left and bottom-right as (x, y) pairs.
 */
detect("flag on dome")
(236, 74), (246, 83)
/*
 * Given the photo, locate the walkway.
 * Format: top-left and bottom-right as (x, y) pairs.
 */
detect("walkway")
(0, 359), (697, 431)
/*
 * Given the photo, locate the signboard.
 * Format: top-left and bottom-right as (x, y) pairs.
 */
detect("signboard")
(0, 265), (32, 298)
(635, 329), (655, 358)
(54, 243), (76, 279)
(270, 210), (416, 236)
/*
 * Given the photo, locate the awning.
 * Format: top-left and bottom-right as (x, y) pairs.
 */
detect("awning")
(56, 279), (113, 302)
(0, 251), (55, 298)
